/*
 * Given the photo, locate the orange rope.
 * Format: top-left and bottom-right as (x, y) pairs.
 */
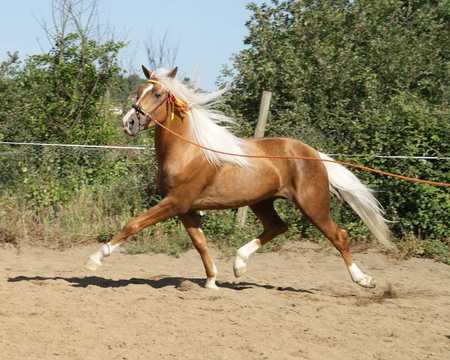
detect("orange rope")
(153, 115), (450, 188)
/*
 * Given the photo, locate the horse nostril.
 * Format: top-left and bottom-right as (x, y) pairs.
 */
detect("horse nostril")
(130, 119), (135, 126)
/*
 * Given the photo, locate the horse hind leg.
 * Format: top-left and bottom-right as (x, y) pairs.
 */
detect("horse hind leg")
(293, 182), (375, 288)
(180, 212), (218, 289)
(234, 199), (288, 278)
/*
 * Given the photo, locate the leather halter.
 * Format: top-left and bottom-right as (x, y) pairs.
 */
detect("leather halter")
(131, 80), (190, 130)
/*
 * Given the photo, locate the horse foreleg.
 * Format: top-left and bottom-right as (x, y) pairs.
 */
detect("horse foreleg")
(180, 212), (218, 289)
(86, 197), (180, 270)
(234, 199), (288, 277)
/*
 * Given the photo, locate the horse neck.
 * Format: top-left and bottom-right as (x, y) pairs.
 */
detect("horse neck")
(154, 112), (197, 166)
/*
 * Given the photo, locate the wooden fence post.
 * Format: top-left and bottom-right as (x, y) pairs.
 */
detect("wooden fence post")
(236, 90), (272, 228)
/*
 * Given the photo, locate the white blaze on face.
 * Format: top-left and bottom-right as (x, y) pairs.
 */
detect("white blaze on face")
(122, 83), (155, 135)
(137, 83), (154, 105)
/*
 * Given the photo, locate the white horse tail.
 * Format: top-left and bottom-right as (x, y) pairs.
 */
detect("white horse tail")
(319, 152), (395, 250)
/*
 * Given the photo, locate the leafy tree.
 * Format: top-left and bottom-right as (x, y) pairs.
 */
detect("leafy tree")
(0, 52), (22, 142)
(0, 33), (124, 144)
(0, 0), (128, 206)
(222, 0), (450, 240)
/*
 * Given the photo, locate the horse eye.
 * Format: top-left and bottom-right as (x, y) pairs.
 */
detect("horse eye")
(155, 92), (161, 98)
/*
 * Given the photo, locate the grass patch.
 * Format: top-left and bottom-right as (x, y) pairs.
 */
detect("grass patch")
(396, 232), (449, 264)
(422, 239), (450, 264)
(125, 223), (191, 257)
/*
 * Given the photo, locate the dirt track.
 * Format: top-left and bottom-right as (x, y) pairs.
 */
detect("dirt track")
(1, 242), (449, 360)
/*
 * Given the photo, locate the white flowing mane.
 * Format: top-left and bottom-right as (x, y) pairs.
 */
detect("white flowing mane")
(154, 69), (250, 168)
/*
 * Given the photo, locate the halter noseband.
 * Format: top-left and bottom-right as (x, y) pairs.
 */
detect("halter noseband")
(131, 103), (147, 116)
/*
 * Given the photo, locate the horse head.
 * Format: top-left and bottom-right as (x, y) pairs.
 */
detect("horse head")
(122, 65), (178, 136)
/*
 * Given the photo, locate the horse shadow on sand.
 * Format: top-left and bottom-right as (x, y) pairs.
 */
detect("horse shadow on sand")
(8, 275), (317, 294)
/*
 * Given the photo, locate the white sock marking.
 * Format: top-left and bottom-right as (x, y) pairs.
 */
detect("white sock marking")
(234, 239), (261, 277)
(205, 262), (218, 289)
(348, 262), (375, 288)
(238, 239), (261, 260)
(101, 242), (120, 257)
(87, 242), (120, 270)
(348, 263), (365, 282)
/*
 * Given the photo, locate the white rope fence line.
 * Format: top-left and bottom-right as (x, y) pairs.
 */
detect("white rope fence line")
(1, 141), (449, 160)
(327, 154), (450, 160)
(0, 141), (146, 150)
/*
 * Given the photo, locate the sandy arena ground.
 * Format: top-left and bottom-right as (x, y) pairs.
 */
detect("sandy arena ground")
(0, 242), (449, 360)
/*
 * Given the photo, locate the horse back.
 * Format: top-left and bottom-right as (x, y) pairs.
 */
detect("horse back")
(191, 137), (326, 210)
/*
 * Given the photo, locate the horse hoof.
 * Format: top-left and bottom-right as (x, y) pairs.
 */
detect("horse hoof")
(356, 275), (376, 288)
(85, 256), (102, 271)
(233, 257), (247, 278)
(205, 278), (219, 290)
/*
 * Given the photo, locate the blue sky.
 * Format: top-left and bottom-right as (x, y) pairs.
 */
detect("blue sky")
(0, 0), (267, 90)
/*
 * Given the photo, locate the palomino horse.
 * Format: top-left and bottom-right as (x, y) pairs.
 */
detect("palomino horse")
(86, 66), (390, 289)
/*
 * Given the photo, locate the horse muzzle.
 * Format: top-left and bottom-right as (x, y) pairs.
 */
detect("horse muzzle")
(122, 109), (142, 136)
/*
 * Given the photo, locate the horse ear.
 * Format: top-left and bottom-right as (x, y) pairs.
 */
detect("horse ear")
(142, 65), (153, 79)
(167, 67), (178, 78)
